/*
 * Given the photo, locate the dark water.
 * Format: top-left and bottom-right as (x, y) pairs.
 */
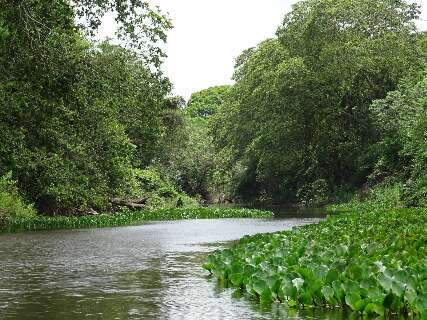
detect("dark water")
(0, 211), (346, 320)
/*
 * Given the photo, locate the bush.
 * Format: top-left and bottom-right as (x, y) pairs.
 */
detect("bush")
(0, 173), (36, 218)
(370, 72), (427, 207)
(328, 183), (404, 212)
(136, 168), (198, 210)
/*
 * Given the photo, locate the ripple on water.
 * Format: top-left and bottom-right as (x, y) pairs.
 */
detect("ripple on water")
(0, 216), (348, 320)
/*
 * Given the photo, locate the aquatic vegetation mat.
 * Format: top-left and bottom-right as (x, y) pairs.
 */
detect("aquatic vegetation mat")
(0, 208), (273, 232)
(203, 208), (427, 317)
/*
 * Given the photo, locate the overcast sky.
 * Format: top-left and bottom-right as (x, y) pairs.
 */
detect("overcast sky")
(99, 0), (427, 99)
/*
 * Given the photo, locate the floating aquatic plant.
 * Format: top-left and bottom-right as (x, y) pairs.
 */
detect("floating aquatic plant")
(204, 208), (427, 318)
(0, 207), (273, 233)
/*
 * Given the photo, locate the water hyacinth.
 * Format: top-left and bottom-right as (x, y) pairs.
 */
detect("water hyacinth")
(203, 208), (427, 318)
(0, 208), (273, 233)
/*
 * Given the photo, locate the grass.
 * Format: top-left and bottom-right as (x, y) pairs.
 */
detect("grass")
(0, 207), (273, 233)
(203, 207), (427, 318)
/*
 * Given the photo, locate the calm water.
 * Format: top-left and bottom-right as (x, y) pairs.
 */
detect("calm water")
(0, 211), (346, 320)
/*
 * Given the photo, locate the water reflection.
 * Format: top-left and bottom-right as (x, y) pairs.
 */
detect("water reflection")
(0, 217), (345, 320)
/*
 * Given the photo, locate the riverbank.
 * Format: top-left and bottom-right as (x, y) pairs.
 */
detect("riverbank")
(203, 207), (427, 317)
(0, 207), (273, 233)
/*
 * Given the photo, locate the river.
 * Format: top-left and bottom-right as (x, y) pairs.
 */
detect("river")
(0, 210), (346, 319)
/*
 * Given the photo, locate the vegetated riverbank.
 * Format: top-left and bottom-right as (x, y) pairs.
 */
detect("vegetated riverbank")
(0, 208), (273, 233)
(203, 206), (427, 318)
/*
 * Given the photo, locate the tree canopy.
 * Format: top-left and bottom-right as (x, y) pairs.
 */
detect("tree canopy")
(211, 0), (425, 204)
(0, 0), (171, 213)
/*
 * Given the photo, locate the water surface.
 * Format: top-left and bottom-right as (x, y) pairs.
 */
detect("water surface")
(0, 213), (346, 319)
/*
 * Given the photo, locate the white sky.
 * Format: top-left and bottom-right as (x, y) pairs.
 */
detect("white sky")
(99, 0), (427, 99)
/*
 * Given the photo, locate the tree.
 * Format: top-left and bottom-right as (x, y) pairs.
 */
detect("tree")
(370, 70), (427, 206)
(186, 86), (231, 118)
(152, 86), (231, 201)
(212, 0), (423, 204)
(0, 1), (171, 213)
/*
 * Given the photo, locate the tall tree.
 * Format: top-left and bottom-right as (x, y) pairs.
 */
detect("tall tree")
(0, 0), (171, 213)
(213, 0), (423, 204)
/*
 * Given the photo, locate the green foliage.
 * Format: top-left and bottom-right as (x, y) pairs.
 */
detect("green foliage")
(0, 173), (36, 218)
(0, 208), (273, 233)
(186, 86), (231, 118)
(370, 70), (427, 206)
(0, 2), (171, 213)
(328, 183), (404, 212)
(211, 0), (423, 204)
(204, 208), (427, 317)
(135, 168), (197, 209)
(153, 86), (231, 201)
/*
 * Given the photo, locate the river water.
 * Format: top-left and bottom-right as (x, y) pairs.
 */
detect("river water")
(0, 211), (346, 320)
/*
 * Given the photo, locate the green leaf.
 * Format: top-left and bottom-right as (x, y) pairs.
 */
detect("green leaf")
(230, 273), (244, 287)
(292, 278), (304, 291)
(325, 268), (339, 284)
(364, 303), (385, 316)
(321, 285), (337, 305)
(345, 292), (363, 311)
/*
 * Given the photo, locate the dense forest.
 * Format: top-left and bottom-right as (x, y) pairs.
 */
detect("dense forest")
(0, 0), (426, 218)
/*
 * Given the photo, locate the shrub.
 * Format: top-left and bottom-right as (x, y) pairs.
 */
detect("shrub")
(0, 173), (36, 218)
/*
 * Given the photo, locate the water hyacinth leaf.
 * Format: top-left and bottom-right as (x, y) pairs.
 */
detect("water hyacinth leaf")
(366, 286), (385, 302)
(230, 273), (244, 287)
(300, 290), (313, 306)
(292, 278), (304, 291)
(252, 278), (269, 297)
(260, 289), (273, 303)
(332, 280), (345, 301)
(281, 279), (297, 299)
(347, 265), (364, 280)
(336, 245), (349, 256)
(325, 268), (339, 284)
(391, 279), (406, 296)
(266, 276), (281, 294)
(360, 278), (377, 289)
(378, 274), (393, 292)
(287, 299), (298, 308)
(345, 292), (363, 311)
(202, 263), (213, 272)
(321, 286), (337, 305)
(415, 294), (427, 312)
(404, 288), (417, 304)
(374, 261), (386, 273)
(341, 280), (359, 295)
(363, 303), (385, 316)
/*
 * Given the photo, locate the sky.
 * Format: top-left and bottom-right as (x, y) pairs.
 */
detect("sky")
(99, 0), (427, 99)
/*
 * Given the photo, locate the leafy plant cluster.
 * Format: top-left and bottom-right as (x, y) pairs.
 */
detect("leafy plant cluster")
(204, 208), (427, 317)
(153, 86), (232, 202)
(207, 0), (426, 205)
(328, 183), (405, 213)
(0, 173), (36, 218)
(135, 168), (198, 210)
(0, 208), (273, 233)
(370, 70), (427, 207)
(0, 1), (173, 214)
